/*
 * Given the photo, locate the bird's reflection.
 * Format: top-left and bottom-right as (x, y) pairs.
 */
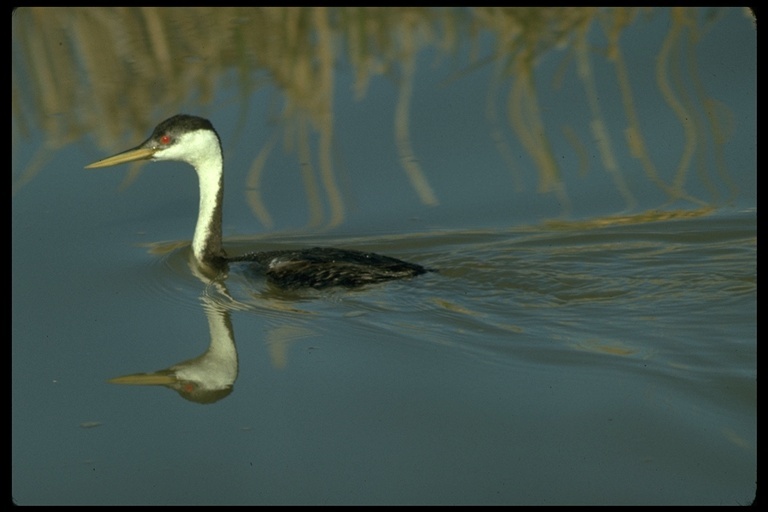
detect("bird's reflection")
(108, 294), (238, 404)
(104, 229), (307, 402)
(108, 253), (251, 405)
(107, 248), (330, 403)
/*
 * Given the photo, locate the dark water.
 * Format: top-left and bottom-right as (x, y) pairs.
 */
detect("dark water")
(13, 7), (755, 505)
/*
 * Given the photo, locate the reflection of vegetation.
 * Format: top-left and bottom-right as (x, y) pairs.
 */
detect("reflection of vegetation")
(12, 7), (745, 225)
(541, 205), (715, 231)
(481, 7), (740, 218)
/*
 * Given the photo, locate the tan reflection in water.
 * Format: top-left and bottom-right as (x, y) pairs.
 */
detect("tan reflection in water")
(13, 7), (742, 223)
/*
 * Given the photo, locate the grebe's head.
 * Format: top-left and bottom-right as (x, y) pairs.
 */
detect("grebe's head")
(85, 114), (222, 170)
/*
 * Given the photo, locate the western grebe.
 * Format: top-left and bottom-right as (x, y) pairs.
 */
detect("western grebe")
(85, 114), (431, 289)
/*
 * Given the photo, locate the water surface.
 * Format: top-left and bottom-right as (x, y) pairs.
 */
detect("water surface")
(12, 7), (755, 505)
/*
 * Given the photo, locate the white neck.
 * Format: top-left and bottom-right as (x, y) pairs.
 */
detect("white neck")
(160, 129), (226, 266)
(192, 151), (225, 266)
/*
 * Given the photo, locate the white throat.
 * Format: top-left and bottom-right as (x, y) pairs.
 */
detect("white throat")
(157, 130), (226, 266)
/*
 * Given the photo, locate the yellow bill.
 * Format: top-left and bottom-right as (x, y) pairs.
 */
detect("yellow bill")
(85, 147), (158, 169)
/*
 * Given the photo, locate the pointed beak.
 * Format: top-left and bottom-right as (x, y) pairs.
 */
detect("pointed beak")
(85, 146), (158, 169)
(108, 372), (177, 385)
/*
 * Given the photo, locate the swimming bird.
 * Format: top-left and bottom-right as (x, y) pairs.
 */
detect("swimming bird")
(85, 114), (431, 289)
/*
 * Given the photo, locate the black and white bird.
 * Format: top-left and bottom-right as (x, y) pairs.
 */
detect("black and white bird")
(85, 114), (431, 289)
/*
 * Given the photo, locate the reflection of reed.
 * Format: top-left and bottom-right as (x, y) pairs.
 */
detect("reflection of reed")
(575, 25), (635, 211)
(480, 7), (738, 218)
(655, 8), (707, 206)
(394, 26), (438, 207)
(13, 7), (742, 223)
(542, 205), (715, 231)
(478, 7), (600, 215)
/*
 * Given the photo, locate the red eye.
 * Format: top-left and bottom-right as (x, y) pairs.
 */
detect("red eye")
(160, 134), (172, 145)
